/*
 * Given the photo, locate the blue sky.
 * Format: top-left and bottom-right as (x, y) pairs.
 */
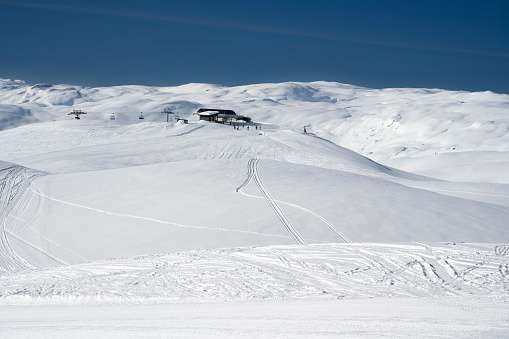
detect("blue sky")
(1, 0), (508, 93)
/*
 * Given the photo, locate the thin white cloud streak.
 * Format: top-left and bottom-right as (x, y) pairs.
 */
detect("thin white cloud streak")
(1, 1), (508, 58)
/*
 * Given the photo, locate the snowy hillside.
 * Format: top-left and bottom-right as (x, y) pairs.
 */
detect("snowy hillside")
(1, 120), (508, 272)
(1, 78), (508, 183)
(0, 78), (508, 337)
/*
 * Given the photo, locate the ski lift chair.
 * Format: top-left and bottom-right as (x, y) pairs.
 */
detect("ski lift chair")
(110, 113), (115, 120)
(139, 112), (144, 119)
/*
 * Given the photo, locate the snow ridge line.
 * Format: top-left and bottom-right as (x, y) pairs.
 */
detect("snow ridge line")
(27, 189), (294, 240)
(250, 158), (307, 245)
(237, 158), (351, 243)
(406, 185), (509, 198)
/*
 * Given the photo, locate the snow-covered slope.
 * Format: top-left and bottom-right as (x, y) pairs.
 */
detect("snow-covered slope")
(0, 78), (507, 271)
(2, 242), (506, 304)
(0, 78), (508, 337)
(0, 119), (507, 272)
(2, 242), (508, 337)
(1, 78), (508, 182)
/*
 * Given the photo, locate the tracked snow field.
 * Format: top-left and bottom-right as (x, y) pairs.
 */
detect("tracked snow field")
(1, 242), (508, 304)
(0, 163), (47, 272)
(1, 79), (509, 337)
(1, 242), (508, 338)
(1, 123), (507, 271)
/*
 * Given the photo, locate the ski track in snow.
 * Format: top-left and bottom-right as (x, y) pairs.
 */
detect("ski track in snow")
(26, 187), (295, 241)
(5, 231), (67, 266)
(246, 158), (306, 245)
(0, 243), (507, 305)
(0, 165), (46, 273)
(236, 158), (351, 243)
(7, 214), (88, 262)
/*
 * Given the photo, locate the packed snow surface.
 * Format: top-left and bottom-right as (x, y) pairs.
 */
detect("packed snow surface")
(1, 243), (509, 337)
(0, 78), (508, 337)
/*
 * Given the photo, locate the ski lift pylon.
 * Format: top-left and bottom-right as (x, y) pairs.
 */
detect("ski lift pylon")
(68, 109), (87, 120)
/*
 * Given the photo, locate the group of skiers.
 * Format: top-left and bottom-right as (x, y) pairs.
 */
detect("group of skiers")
(230, 122), (307, 134)
(232, 123), (261, 131)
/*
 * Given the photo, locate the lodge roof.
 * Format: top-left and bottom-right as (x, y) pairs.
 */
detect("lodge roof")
(197, 108), (236, 115)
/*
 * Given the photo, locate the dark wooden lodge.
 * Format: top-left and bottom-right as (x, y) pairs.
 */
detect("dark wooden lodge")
(197, 108), (251, 123)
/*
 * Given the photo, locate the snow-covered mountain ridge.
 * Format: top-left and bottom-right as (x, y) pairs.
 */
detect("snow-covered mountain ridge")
(1, 78), (508, 165)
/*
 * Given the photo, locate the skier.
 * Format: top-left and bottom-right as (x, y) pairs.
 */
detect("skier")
(303, 126), (307, 134)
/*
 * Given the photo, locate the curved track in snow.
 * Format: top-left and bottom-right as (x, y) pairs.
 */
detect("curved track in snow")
(237, 158), (351, 243)
(28, 188), (295, 240)
(250, 158), (306, 245)
(0, 165), (45, 273)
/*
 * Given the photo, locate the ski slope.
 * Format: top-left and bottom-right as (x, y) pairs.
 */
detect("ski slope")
(0, 78), (508, 337)
(1, 242), (508, 337)
(1, 78), (508, 183)
(2, 242), (507, 303)
(0, 121), (507, 271)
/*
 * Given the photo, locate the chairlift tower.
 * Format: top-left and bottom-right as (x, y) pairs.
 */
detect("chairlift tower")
(69, 109), (87, 120)
(161, 108), (175, 122)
